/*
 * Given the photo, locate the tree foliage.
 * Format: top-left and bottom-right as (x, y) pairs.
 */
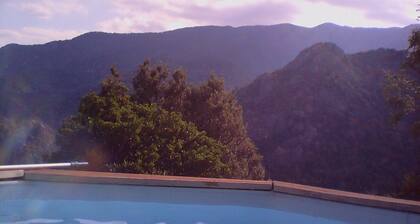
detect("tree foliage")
(385, 30), (420, 199)
(132, 61), (265, 179)
(384, 73), (420, 135)
(55, 64), (264, 179)
(385, 31), (420, 135)
(407, 30), (420, 73)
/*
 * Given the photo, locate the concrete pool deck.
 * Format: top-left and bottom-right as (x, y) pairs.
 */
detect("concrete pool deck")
(1, 169), (420, 214)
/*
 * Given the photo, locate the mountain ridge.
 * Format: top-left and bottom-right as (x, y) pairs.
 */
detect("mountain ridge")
(2, 22), (418, 48)
(1, 23), (418, 128)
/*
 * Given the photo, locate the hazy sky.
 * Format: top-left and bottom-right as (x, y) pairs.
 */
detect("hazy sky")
(0, 0), (417, 47)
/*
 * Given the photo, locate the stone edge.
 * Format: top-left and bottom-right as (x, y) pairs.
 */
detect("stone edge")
(23, 169), (272, 191)
(273, 180), (420, 214)
(1, 169), (419, 214)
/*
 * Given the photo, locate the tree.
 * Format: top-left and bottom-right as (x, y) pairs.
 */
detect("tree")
(132, 61), (168, 105)
(110, 105), (231, 177)
(183, 75), (265, 179)
(55, 67), (232, 178)
(132, 63), (265, 179)
(385, 30), (420, 199)
(162, 70), (190, 113)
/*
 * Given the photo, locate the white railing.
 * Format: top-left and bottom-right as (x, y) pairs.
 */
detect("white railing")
(0, 162), (88, 171)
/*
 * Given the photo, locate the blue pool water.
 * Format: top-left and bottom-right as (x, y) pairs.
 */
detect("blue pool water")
(0, 180), (419, 224)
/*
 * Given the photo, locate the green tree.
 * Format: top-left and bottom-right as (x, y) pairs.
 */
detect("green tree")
(385, 30), (420, 199)
(162, 70), (190, 113)
(132, 61), (168, 105)
(132, 62), (265, 179)
(55, 67), (232, 177)
(184, 75), (265, 179)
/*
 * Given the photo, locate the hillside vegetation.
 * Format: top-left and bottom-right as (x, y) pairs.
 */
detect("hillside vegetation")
(237, 43), (419, 194)
(0, 24), (417, 127)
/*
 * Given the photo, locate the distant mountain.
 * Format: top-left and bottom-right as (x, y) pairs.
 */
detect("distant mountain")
(0, 23), (418, 127)
(237, 43), (419, 194)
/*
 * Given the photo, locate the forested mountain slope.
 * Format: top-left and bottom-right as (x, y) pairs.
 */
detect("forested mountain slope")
(0, 23), (417, 127)
(237, 43), (419, 194)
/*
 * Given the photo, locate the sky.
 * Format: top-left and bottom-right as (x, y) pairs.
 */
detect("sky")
(0, 0), (417, 47)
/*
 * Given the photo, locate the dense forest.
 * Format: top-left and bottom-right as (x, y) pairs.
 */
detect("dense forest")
(0, 24), (417, 128)
(237, 43), (419, 195)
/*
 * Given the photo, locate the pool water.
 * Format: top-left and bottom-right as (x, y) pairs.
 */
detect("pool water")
(0, 180), (419, 224)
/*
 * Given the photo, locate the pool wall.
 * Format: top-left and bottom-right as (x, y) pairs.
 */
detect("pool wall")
(2, 169), (420, 214)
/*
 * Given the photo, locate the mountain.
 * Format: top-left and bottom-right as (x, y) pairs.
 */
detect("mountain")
(0, 23), (418, 127)
(237, 43), (419, 194)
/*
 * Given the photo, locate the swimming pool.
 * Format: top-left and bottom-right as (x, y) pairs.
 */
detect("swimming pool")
(1, 179), (420, 224)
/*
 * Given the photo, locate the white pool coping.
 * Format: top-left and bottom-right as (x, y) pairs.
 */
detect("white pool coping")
(1, 169), (420, 214)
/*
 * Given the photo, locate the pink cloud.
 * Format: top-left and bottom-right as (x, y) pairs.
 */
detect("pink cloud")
(15, 0), (87, 20)
(0, 27), (83, 46)
(308, 0), (415, 24)
(98, 0), (298, 33)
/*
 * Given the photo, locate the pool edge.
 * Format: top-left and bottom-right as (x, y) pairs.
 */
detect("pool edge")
(4, 169), (420, 214)
(23, 169), (272, 191)
(273, 180), (420, 214)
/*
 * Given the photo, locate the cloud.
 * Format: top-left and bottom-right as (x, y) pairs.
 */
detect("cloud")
(308, 0), (415, 25)
(98, 0), (177, 33)
(15, 0), (87, 19)
(0, 0), (415, 46)
(98, 16), (166, 33)
(171, 1), (297, 26)
(0, 27), (83, 47)
(97, 0), (298, 33)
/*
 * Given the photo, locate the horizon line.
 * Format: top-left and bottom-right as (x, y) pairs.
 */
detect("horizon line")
(2, 22), (419, 48)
